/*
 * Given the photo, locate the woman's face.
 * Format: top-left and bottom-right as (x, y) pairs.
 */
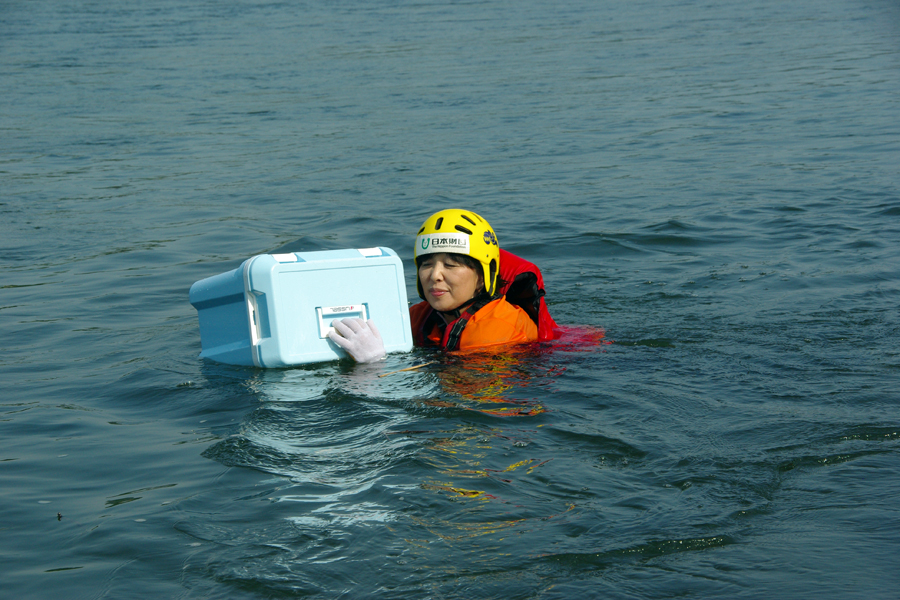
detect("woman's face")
(418, 253), (483, 312)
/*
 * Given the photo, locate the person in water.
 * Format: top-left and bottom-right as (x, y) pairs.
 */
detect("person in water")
(328, 209), (558, 362)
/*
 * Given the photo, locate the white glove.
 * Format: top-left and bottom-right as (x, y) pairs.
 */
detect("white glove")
(327, 318), (386, 363)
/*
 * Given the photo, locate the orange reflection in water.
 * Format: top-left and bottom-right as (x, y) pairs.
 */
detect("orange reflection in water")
(387, 326), (607, 561)
(421, 325), (608, 418)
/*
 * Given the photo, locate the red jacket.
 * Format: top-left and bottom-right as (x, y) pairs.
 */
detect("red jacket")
(409, 249), (558, 351)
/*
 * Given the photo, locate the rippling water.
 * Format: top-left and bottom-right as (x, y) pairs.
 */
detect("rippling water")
(3, 0), (899, 598)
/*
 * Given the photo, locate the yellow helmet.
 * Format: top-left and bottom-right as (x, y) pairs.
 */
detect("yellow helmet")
(414, 209), (500, 298)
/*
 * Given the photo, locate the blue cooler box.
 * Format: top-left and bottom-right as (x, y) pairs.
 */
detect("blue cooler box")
(189, 247), (413, 367)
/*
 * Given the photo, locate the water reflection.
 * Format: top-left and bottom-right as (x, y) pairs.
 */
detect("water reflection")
(195, 332), (611, 590)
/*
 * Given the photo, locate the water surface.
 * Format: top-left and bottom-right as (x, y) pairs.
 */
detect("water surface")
(2, 0), (899, 598)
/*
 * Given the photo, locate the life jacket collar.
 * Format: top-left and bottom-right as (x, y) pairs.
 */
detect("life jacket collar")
(435, 287), (495, 321)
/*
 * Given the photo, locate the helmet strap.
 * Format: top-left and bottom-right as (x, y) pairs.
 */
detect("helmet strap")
(442, 291), (495, 351)
(488, 259), (497, 296)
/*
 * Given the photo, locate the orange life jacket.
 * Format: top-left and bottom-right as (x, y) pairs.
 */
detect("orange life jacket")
(409, 250), (558, 351)
(410, 297), (538, 351)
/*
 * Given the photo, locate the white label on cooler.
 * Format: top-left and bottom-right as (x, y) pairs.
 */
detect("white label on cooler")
(316, 304), (369, 338)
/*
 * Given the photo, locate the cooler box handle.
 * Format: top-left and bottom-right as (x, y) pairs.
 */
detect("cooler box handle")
(316, 304), (369, 338)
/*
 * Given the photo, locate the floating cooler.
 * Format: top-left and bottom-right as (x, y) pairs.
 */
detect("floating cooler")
(189, 247), (413, 367)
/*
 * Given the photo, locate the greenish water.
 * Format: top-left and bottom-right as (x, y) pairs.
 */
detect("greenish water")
(2, 0), (899, 597)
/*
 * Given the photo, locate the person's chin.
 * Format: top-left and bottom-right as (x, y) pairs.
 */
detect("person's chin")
(428, 297), (456, 312)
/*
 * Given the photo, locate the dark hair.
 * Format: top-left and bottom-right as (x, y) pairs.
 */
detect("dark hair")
(415, 252), (480, 271)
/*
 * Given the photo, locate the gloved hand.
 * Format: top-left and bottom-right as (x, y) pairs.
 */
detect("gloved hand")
(327, 318), (386, 363)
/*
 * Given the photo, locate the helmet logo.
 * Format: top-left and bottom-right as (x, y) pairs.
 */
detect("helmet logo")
(416, 233), (469, 255)
(483, 230), (498, 246)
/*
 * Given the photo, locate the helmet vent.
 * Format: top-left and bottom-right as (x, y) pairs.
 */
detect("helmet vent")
(418, 226), (425, 234)
(461, 214), (477, 226)
(435, 217), (444, 229)
(455, 225), (473, 235)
